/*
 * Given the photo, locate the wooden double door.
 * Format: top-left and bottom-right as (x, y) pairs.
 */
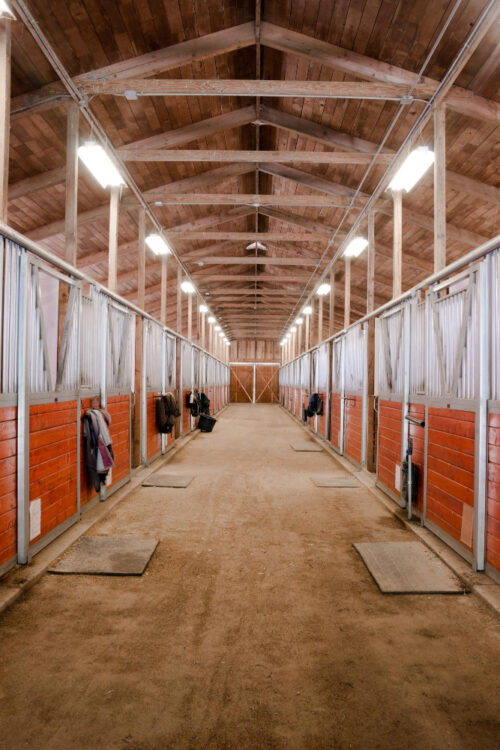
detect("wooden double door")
(230, 364), (279, 403)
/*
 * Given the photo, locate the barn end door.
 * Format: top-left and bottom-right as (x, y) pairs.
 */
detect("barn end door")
(230, 364), (254, 403)
(255, 364), (279, 403)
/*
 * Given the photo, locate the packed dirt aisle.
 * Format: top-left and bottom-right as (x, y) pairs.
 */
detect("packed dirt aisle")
(0, 404), (499, 749)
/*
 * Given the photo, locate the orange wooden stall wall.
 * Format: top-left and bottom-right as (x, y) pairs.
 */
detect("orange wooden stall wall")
(487, 413), (500, 573)
(377, 400), (402, 498)
(344, 395), (363, 465)
(0, 407), (17, 568)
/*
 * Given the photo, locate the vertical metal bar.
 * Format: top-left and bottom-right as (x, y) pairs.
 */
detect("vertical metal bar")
(76, 285), (82, 515)
(361, 322), (368, 465)
(474, 255), (490, 571)
(99, 295), (107, 409)
(141, 318), (147, 464)
(433, 105), (446, 273)
(16, 250), (30, 564)
(392, 189), (402, 298)
(161, 328), (166, 454)
(0, 20), (11, 223)
(339, 337), (345, 454)
(401, 299), (411, 508)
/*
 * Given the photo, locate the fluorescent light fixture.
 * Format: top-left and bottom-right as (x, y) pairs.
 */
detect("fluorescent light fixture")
(199, 304), (208, 313)
(290, 326), (297, 333)
(246, 241), (267, 252)
(344, 236), (369, 258)
(295, 317), (304, 325)
(77, 142), (125, 189)
(208, 316), (216, 324)
(316, 283), (331, 296)
(225, 340), (231, 346)
(219, 332), (225, 338)
(280, 340), (286, 346)
(145, 233), (171, 256)
(388, 146), (435, 193)
(181, 280), (195, 294)
(302, 305), (312, 315)
(286, 333), (292, 339)
(0, 1), (15, 19)
(214, 325), (221, 331)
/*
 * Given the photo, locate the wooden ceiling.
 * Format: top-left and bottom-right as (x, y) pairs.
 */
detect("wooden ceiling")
(6, 0), (500, 341)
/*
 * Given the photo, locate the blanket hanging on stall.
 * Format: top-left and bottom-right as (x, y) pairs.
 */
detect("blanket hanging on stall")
(305, 393), (323, 418)
(156, 393), (180, 434)
(82, 408), (115, 492)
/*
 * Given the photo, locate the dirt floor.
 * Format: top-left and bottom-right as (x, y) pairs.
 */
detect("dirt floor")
(0, 403), (499, 749)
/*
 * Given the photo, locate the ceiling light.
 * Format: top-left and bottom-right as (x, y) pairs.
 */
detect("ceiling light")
(246, 241), (267, 252)
(145, 233), (171, 256)
(225, 341), (231, 346)
(218, 332), (225, 338)
(208, 316), (216, 324)
(199, 304), (208, 313)
(0, 1), (15, 19)
(290, 326), (297, 333)
(77, 142), (125, 189)
(280, 340), (286, 346)
(317, 283), (331, 296)
(344, 236), (369, 258)
(181, 280), (195, 294)
(302, 305), (312, 315)
(388, 146), (435, 193)
(295, 317), (304, 325)
(215, 325), (221, 331)
(286, 333), (291, 339)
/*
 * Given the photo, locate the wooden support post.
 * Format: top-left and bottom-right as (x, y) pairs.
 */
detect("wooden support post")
(329, 269), (335, 337)
(187, 292), (192, 341)
(176, 265), (182, 334)
(344, 257), (351, 329)
(367, 209), (375, 313)
(137, 208), (146, 309)
(298, 322), (302, 354)
(65, 102), (79, 266)
(392, 189), (402, 298)
(107, 185), (120, 292)
(305, 311), (310, 351)
(0, 19), (11, 222)
(201, 310), (206, 349)
(317, 294), (323, 345)
(434, 105), (446, 272)
(160, 256), (167, 324)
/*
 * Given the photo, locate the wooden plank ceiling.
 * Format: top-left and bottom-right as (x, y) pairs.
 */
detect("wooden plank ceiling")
(7, 0), (500, 340)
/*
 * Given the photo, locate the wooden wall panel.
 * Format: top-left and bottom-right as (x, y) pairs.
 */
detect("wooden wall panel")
(344, 395), (363, 465)
(107, 396), (131, 488)
(147, 392), (162, 460)
(330, 393), (341, 450)
(487, 413), (500, 573)
(255, 365), (279, 403)
(230, 365), (253, 403)
(0, 407), (17, 567)
(426, 408), (475, 551)
(377, 400), (402, 498)
(230, 339), (280, 363)
(29, 401), (78, 544)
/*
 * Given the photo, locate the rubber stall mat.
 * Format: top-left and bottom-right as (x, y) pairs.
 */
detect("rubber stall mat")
(290, 442), (323, 452)
(311, 475), (359, 487)
(353, 541), (466, 594)
(142, 474), (193, 488)
(48, 537), (158, 576)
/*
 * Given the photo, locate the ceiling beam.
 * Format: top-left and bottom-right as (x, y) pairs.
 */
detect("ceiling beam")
(258, 206), (344, 237)
(120, 148), (392, 164)
(169, 232), (326, 241)
(261, 105), (500, 205)
(194, 274), (311, 282)
(9, 166), (66, 201)
(118, 105), (256, 153)
(11, 22), (256, 116)
(83, 78), (422, 100)
(141, 193), (351, 207)
(185, 256), (321, 266)
(260, 21), (500, 124)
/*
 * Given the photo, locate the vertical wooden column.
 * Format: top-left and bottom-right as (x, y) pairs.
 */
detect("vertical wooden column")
(187, 293), (192, 341)
(329, 269), (335, 337)
(176, 265), (182, 334)
(305, 311), (310, 351)
(367, 209), (375, 313)
(0, 19), (11, 222)
(137, 208), (146, 309)
(434, 105), (446, 272)
(160, 256), (168, 324)
(201, 310), (206, 349)
(392, 189), (402, 298)
(298, 322), (302, 354)
(317, 295), (323, 345)
(344, 258), (351, 329)
(107, 185), (120, 292)
(65, 102), (79, 266)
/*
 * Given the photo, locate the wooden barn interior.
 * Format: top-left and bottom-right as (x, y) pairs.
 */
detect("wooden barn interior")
(0, 1), (499, 747)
